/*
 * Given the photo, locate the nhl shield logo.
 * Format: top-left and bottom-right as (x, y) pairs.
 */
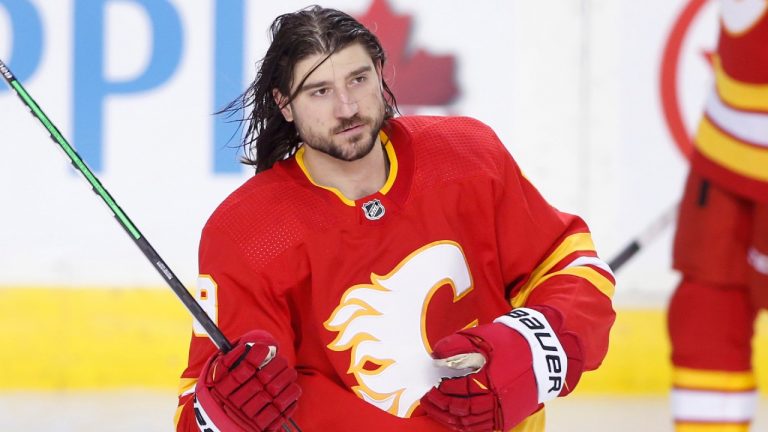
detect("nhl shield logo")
(362, 199), (386, 220)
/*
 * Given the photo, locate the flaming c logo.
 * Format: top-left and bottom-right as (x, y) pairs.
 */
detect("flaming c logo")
(324, 242), (474, 418)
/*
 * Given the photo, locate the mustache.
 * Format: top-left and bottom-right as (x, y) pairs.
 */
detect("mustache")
(332, 115), (370, 134)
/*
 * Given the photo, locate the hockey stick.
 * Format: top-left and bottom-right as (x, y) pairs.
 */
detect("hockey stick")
(0, 59), (301, 432)
(608, 203), (678, 272)
(0, 58), (232, 352)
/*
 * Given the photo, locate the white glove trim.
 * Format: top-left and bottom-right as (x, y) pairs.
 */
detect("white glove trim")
(494, 308), (567, 403)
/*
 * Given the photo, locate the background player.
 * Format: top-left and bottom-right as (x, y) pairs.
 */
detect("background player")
(667, 0), (768, 430)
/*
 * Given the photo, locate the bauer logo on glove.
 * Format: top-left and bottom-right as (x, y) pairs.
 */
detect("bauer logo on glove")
(421, 307), (571, 432)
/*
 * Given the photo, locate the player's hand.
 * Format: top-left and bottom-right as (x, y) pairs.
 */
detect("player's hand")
(421, 308), (577, 432)
(194, 330), (301, 432)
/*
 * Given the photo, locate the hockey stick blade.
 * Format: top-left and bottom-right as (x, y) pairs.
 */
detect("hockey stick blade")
(0, 58), (233, 353)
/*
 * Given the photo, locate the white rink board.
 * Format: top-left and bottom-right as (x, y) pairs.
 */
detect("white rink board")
(0, 1), (719, 306)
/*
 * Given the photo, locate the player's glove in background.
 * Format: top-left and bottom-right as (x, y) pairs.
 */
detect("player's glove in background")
(194, 330), (301, 432)
(420, 307), (583, 432)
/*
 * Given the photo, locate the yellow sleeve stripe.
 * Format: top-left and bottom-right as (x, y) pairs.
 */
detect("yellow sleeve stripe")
(714, 55), (768, 112)
(696, 116), (768, 182)
(173, 404), (185, 429)
(174, 378), (198, 428)
(177, 377), (197, 396)
(510, 232), (613, 307)
(512, 266), (614, 307)
(673, 367), (757, 392)
(524, 232), (596, 287)
(541, 266), (614, 298)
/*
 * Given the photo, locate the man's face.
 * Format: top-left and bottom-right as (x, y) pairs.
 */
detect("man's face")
(277, 43), (386, 162)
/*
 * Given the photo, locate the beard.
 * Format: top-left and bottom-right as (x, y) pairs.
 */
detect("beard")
(294, 105), (385, 162)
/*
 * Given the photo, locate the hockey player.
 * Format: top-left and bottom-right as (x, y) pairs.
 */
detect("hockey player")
(175, 6), (616, 431)
(668, 0), (768, 430)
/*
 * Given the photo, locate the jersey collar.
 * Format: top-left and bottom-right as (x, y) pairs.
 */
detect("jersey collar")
(294, 130), (398, 207)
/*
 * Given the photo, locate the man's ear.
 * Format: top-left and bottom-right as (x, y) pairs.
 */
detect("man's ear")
(273, 89), (293, 122)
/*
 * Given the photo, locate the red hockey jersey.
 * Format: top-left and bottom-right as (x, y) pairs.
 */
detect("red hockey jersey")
(692, 1), (768, 202)
(176, 116), (615, 431)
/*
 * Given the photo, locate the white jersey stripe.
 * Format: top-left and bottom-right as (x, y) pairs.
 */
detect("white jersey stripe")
(565, 256), (614, 278)
(705, 89), (768, 147)
(672, 388), (758, 423)
(180, 383), (196, 398)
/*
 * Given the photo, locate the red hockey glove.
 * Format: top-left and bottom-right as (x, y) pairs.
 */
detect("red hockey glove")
(421, 307), (579, 432)
(194, 330), (301, 432)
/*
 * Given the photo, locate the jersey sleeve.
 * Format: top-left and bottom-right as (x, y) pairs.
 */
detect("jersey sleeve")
(492, 140), (616, 382)
(175, 222), (299, 431)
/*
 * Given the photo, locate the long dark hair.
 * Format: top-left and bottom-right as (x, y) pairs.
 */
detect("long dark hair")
(222, 5), (399, 173)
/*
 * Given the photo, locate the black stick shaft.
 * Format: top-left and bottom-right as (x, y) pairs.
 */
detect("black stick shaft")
(608, 241), (640, 272)
(608, 204), (678, 273)
(0, 58), (232, 353)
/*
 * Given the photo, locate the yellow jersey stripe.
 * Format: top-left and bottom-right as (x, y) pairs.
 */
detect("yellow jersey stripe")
(523, 233), (596, 288)
(512, 266), (614, 308)
(673, 367), (757, 391)
(511, 233), (596, 305)
(173, 404), (185, 428)
(696, 116), (768, 182)
(714, 55), (768, 112)
(177, 377), (197, 396)
(675, 423), (750, 432)
(173, 377), (198, 426)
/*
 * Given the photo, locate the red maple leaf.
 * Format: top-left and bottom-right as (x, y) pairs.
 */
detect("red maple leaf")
(356, 0), (459, 106)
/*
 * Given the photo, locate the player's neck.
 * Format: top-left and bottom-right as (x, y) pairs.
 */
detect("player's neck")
(302, 137), (388, 201)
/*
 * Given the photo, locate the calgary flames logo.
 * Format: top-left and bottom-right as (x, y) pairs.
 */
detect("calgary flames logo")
(324, 241), (473, 417)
